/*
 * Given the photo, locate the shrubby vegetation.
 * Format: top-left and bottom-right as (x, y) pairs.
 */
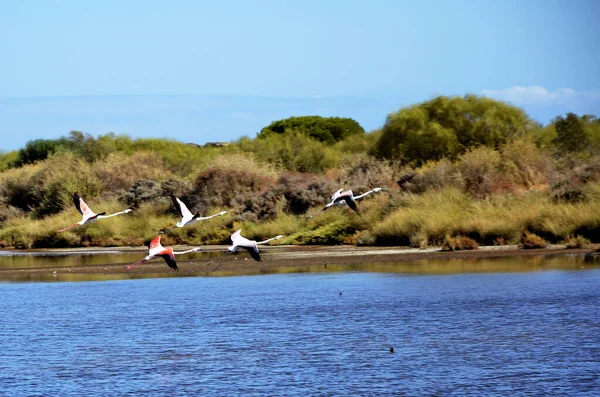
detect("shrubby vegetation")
(374, 95), (538, 165)
(0, 95), (599, 249)
(258, 116), (365, 143)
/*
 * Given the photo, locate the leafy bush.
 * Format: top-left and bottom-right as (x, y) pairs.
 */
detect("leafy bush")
(553, 113), (590, 153)
(500, 138), (557, 189)
(241, 173), (338, 221)
(0, 152), (103, 217)
(182, 155), (276, 216)
(276, 173), (337, 215)
(375, 95), (536, 164)
(236, 132), (340, 172)
(405, 159), (463, 194)
(396, 139), (557, 198)
(458, 147), (505, 198)
(334, 130), (381, 154)
(121, 179), (165, 208)
(0, 204), (22, 225)
(336, 155), (397, 193)
(550, 158), (600, 202)
(12, 137), (74, 166)
(94, 152), (174, 191)
(290, 218), (360, 245)
(258, 116), (364, 144)
(67, 131), (115, 162)
(0, 151), (18, 172)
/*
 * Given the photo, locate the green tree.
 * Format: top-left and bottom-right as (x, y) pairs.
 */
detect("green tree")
(581, 114), (600, 151)
(67, 130), (113, 162)
(553, 113), (590, 153)
(373, 95), (536, 164)
(12, 137), (74, 167)
(258, 116), (364, 144)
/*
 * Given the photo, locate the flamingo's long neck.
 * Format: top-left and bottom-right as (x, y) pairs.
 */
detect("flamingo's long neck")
(97, 210), (130, 219)
(256, 236), (281, 245)
(195, 212), (224, 221)
(172, 248), (199, 255)
(353, 189), (379, 200)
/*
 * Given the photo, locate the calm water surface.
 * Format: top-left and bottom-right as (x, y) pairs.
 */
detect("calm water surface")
(1, 266), (599, 395)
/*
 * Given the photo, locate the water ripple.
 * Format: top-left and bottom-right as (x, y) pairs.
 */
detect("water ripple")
(0, 270), (599, 395)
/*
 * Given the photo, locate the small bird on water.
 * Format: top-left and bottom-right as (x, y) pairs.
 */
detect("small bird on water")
(390, 347), (394, 353)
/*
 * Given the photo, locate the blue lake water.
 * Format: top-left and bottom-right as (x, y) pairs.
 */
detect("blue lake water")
(1, 268), (599, 395)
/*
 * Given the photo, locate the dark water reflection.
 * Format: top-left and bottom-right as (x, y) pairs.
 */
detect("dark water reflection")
(0, 249), (598, 283)
(0, 249), (174, 269)
(0, 269), (598, 395)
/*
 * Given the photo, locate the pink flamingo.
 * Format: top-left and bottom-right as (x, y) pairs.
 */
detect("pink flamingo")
(125, 235), (201, 271)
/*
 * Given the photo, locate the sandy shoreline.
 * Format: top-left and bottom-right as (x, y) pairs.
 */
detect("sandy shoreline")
(1, 244), (599, 282)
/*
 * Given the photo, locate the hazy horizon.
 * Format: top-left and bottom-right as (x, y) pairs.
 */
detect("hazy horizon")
(2, 92), (596, 151)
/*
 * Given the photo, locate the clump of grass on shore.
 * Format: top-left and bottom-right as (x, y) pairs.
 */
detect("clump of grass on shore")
(521, 232), (548, 249)
(370, 187), (600, 247)
(565, 235), (589, 249)
(442, 236), (479, 251)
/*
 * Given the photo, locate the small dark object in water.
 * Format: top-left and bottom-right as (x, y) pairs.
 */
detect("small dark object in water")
(389, 347), (394, 353)
(339, 292), (342, 296)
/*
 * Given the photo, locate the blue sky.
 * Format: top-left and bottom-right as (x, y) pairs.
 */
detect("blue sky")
(1, 0), (599, 150)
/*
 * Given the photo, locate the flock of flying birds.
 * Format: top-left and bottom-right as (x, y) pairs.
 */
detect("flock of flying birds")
(57, 187), (383, 271)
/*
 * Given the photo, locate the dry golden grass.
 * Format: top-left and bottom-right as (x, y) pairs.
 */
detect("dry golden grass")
(565, 235), (589, 249)
(442, 236), (479, 251)
(521, 232), (548, 249)
(371, 188), (600, 247)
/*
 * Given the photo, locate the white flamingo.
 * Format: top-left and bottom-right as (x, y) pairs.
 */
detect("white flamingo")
(57, 193), (132, 233)
(228, 229), (284, 262)
(209, 229), (283, 269)
(125, 235), (201, 271)
(161, 194), (227, 233)
(308, 187), (383, 218)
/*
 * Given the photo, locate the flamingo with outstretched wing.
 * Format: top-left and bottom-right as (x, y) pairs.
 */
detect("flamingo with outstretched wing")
(125, 236), (201, 271)
(207, 229), (284, 270)
(160, 195), (227, 233)
(57, 193), (133, 233)
(307, 187), (383, 218)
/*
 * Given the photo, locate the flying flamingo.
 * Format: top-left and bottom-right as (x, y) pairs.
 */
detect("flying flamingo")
(161, 194), (227, 233)
(208, 229), (284, 269)
(57, 193), (133, 233)
(307, 187), (383, 218)
(125, 235), (201, 271)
